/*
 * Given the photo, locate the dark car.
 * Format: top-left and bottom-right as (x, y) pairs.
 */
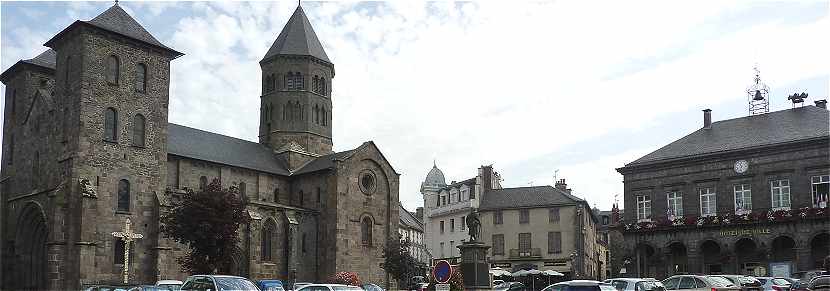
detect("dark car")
(257, 279), (285, 291)
(790, 280), (809, 291)
(809, 276), (830, 291)
(495, 282), (527, 291)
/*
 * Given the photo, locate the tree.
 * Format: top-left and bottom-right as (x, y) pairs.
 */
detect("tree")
(608, 229), (628, 277)
(160, 178), (250, 274)
(382, 235), (418, 287)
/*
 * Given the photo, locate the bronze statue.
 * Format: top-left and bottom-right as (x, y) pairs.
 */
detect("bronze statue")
(466, 208), (482, 242)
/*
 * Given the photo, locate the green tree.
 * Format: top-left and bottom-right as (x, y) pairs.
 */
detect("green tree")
(160, 178), (250, 274)
(382, 235), (418, 287)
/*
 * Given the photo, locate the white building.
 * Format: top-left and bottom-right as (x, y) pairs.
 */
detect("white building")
(421, 164), (501, 264)
(399, 204), (430, 268)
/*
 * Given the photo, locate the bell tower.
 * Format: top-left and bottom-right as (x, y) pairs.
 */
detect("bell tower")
(259, 5), (334, 156)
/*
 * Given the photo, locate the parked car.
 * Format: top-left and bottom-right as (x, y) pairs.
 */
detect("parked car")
(542, 280), (606, 291)
(792, 271), (828, 283)
(662, 275), (740, 291)
(128, 285), (161, 291)
(809, 276), (830, 291)
(709, 275), (762, 291)
(604, 278), (665, 291)
(156, 280), (183, 291)
(296, 284), (363, 291)
(494, 281), (527, 291)
(84, 285), (139, 291)
(180, 275), (260, 291)
(789, 280), (810, 291)
(360, 283), (384, 291)
(493, 279), (505, 286)
(755, 277), (791, 291)
(257, 279), (285, 291)
(294, 282), (313, 290)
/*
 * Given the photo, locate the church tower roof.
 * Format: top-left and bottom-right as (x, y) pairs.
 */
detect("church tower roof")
(45, 4), (182, 57)
(262, 5), (331, 64)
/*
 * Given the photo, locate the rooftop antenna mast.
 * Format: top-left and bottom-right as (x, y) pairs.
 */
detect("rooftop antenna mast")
(747, 65), (770, 116)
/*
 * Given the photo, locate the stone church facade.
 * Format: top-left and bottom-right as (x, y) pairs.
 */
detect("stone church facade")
(0, 4), (400, 290)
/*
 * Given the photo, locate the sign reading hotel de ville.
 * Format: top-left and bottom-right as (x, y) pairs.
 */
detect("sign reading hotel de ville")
(720, 228), (771, 236)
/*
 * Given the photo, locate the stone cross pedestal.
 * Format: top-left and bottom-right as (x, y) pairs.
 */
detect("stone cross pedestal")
(112, 218), (143, 284)
(457, 241), (491, 291)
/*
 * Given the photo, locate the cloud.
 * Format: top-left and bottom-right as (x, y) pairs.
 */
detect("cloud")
(1, 1), (827, 212)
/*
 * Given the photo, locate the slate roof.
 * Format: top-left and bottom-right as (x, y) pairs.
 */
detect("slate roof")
(23, 49), (57, 69)
(262, 6), (331, 63)
(628, 106), (830, 166)
(45, 4), (182, 57)
(293, 149), (356, 175)
(167, 123), (290, 175)
(399, 204), (424, 232)
(479, 186), (584, 210)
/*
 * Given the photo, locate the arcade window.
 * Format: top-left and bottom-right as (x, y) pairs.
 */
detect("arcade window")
(699, 187), (717, 217)
(771, 179), (791, 209)
(812, 175), (829, 208)
(450, 219), (455, 232)
(636, 195), (651, 221)
(666, 191), (683, 217)
(734, 184), (752, 213)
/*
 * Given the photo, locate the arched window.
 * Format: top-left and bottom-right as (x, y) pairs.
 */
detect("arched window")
(271, 74), (277, 91)
(132, 114), (145, 147)
(117, 179), (130, 212)
(285, 72), (294, 90)
(312, 76), (319, 93)
(273, 188), (280, 203)
(314, 105), (320, 124)
(316, 187), (322, 203)
(106, 55), (119, 84)
(104, 108), (118, 141)
(239, 182), (246, 196)
(321, 107), (327, 126)
(135, 63), (147, 92)
(361, 216), (373, 245)
(320, 78), (326, 96)
(199, 176), (207, 190)
(298, 190), (304, 206)
(261, 220), (276, 261)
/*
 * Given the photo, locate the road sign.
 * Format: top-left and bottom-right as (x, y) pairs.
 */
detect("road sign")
(436, 283), (450, 291)
(433, 260), (452, 284)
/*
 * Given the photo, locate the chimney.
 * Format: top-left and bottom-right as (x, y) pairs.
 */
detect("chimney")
(815, 100), (828, 109)
(415, 207), (424, 221)
(611, 203), (620, 224)
(555, 179), (568, 192)
(480, 165), (493, 192)
(703, 109), (712, 129)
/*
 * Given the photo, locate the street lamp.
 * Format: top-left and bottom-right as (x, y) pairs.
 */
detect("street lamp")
(570, 252), (578, 279)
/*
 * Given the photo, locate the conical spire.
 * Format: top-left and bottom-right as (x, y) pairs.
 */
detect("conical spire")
(45, 4), (182, 57)
(262, 5), (331, 63)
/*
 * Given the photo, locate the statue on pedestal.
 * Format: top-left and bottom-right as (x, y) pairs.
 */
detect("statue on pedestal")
(466, 208), (481, 242)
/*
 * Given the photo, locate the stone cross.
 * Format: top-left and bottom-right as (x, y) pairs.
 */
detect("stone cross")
(112, 218), (143, 284)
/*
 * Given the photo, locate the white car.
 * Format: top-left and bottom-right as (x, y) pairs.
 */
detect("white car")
(755, 277), (791, 291)
(296, 284), (363, 291)
(604, 278), (664, 291)
(156, 280), (183, 291)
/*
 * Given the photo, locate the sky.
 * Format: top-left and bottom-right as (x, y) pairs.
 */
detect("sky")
(1, 1), (828, 212)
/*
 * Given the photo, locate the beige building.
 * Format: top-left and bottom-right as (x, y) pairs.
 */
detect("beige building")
(479, 179), (603, 280)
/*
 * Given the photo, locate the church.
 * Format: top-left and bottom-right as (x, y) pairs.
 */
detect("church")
(0, 3), (400, 290)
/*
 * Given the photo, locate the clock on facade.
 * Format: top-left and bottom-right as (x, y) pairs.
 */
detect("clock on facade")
(734, 160), (749, 174)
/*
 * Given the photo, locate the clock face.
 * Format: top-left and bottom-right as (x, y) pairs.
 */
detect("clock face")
(734, 160), (749, 174)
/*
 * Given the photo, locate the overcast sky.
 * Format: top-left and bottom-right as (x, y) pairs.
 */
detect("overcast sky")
(2, 1), (828, 212)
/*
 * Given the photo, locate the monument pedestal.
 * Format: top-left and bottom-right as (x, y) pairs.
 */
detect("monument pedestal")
(457, 241), (491, 291)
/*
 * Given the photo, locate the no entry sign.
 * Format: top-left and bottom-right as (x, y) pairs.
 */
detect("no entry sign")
(433, 260), (452, 284)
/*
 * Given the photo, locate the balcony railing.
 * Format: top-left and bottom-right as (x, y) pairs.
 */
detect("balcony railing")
(509, 248), (541, 258)
(621, 205), (828, 232)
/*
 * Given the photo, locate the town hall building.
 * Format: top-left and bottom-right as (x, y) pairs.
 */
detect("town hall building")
(0, 4), (400, 290)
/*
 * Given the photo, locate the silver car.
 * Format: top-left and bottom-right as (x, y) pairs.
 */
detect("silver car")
(662, 275), (741, 291)
(756, 277), (791, 291)
(604, 278), (665, 291)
